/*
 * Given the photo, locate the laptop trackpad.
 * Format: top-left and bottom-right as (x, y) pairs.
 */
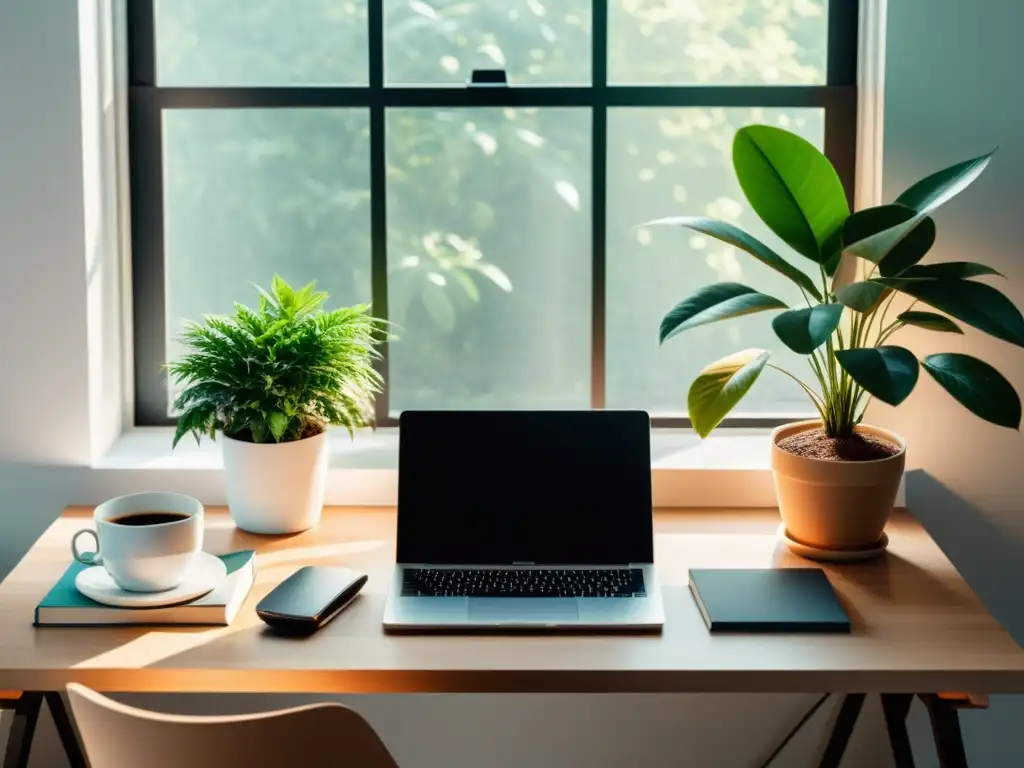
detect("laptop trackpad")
(467, 598), (579, 623)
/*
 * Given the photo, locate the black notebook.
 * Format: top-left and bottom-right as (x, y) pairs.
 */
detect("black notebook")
(688, 568), (851, 633)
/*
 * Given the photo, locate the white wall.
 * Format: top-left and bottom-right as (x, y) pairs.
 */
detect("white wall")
(874, 0), (1024, 765)
(0, 2), (920, 766)
(0, 1), (92, 467)
(0, 0), (99, 577)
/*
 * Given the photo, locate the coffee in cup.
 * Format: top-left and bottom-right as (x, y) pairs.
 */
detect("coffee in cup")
(71, 493), (204, 592)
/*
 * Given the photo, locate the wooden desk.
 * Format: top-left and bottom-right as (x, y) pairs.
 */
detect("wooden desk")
(2, 507), (1023, 767)
(3, 506), (1024, 695)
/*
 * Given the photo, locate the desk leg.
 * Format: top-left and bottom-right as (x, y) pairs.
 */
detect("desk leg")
(818, 693), (866, 768)
(44, 693), (87, 768)
(3, 693), (42, 768)
(760, 691), (971, 768)
(881, 694), (916, 768)
(2, 692), (87, 768)
(922, 694), (969, 768)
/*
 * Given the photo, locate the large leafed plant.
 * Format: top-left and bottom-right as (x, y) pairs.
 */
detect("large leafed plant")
(168, 276), (384, 447)
(649, 125), (1021, 438)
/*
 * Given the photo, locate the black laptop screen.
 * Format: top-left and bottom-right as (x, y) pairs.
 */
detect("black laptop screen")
(396, 411), (654, 565)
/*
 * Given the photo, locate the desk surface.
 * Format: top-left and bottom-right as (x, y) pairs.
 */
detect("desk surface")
(1, 506), (1023, 695)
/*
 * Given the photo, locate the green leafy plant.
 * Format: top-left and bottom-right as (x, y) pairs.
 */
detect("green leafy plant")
(168, 276), (384, 447)
(649, 125), (1021, 438)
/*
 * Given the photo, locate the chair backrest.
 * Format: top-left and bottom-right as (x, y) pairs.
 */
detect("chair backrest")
(66, 683), (398, 768)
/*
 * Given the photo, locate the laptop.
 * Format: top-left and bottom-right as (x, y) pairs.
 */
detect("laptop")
(382, 410), (664, 631)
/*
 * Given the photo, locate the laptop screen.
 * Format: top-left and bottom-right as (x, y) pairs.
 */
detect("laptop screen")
(396, 411), (653, 565)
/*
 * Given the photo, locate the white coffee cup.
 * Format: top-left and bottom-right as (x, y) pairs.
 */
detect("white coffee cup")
(71, 493), (204, 592)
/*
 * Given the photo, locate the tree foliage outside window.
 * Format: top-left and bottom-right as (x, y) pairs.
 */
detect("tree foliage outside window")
(145, 0), (839, 421)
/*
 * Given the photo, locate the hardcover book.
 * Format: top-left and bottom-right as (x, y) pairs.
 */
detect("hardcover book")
(688, 568), (851, 633)
(35, 550), (256, 627)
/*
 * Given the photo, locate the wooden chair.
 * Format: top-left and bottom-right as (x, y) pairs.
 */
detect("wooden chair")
(66, 683), (398, 768)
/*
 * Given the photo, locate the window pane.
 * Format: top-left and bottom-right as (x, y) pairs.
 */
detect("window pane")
(385, 0), (591, 85)
(609, 0), (828, 85)
(387, 108), (590, 412)
(606, 108), (824, 415)
(156, 0), (368, 86)
(163, 109), (372, 410)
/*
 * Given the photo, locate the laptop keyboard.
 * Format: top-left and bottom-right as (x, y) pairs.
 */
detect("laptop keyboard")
(401, 568), (646, 598)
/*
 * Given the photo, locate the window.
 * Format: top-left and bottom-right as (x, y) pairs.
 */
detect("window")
(129, 0), (858, 427)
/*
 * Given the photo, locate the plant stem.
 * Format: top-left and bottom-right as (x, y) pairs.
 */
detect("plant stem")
(768, 364), (827, 417)
(856, 393), (873, 422)
(849, 309), (861, 349)
(874, 301), (917, 346)
(807, 356), (830, 417)
(876, 325), (904, 346)
(819, 266), (842, 415)
(810, 355), (838, 433)
(873, 290), (900, 344)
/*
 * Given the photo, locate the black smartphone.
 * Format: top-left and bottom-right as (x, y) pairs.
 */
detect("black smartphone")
(256, 566), (367, 636)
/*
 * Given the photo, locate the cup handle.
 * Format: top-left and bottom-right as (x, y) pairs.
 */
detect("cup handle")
(72, 529), (102, 566)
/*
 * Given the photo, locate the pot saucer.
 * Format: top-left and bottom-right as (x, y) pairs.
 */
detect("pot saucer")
(75, 551), (227, 608)
(777, 524), (889, 563)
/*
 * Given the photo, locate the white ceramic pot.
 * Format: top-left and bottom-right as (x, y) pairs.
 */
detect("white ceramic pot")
(771, 420), (906, 551)
(221, 429), (328, 534)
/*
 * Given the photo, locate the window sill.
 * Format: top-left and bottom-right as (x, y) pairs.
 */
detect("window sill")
(95, 427), (782, 507)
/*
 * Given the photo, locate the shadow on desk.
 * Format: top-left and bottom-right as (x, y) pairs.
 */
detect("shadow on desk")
(901, 471), (1024, 768)
(905, 470), (1024, 643)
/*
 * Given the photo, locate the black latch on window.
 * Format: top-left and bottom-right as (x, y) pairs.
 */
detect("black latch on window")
(468, 69), (508, 87)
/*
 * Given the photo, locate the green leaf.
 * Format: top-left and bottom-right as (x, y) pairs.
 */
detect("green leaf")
(172, 407), (210, 449)
(828, 248), (859, 288)
(922, 353), (1021, 429)
(895, 150), (996, 215)
(268, 411), (288, 442)
(421, 282), (456, 332)
(876, 278), (1024, 348)
(898, 262), (1003, 280)
(896, 311), (963, 334)
(876, 217), (936, 275)
(451, 270), (480, 302)
(822, 250), (844, 278)
(688, 349), (770, 438)
(291, 281), (327, 316)
(255, 318), (289, 344)
(478, 263), (512, 292)
(250, 420), (269, 444)
(835, 346), (920, 406)
(772, 304), (844, 354)
(732, 125), (849, 263)
(271, 275), (295, 308)
(835, 280), (890, 313)
(843, 204), (916, 254)
(859, 152), (995, 274)
(644, 216), (822, 300)
(659, 283), (787, 344)
(172, 418), (191, 450)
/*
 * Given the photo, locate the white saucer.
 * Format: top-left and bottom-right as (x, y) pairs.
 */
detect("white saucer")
(75, 552), (227, 608)
(778, 524), (889, 563)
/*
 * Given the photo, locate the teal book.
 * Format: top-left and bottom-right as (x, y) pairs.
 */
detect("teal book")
(688, 568), (851, 633)
(35, 551), (257, 627)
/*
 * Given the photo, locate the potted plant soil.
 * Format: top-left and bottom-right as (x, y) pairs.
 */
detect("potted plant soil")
(168, 276), (384, 534)
(648, 125), (1022, 558)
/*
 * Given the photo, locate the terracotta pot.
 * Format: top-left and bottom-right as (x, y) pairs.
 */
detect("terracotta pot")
(771, 420), (906, 551)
